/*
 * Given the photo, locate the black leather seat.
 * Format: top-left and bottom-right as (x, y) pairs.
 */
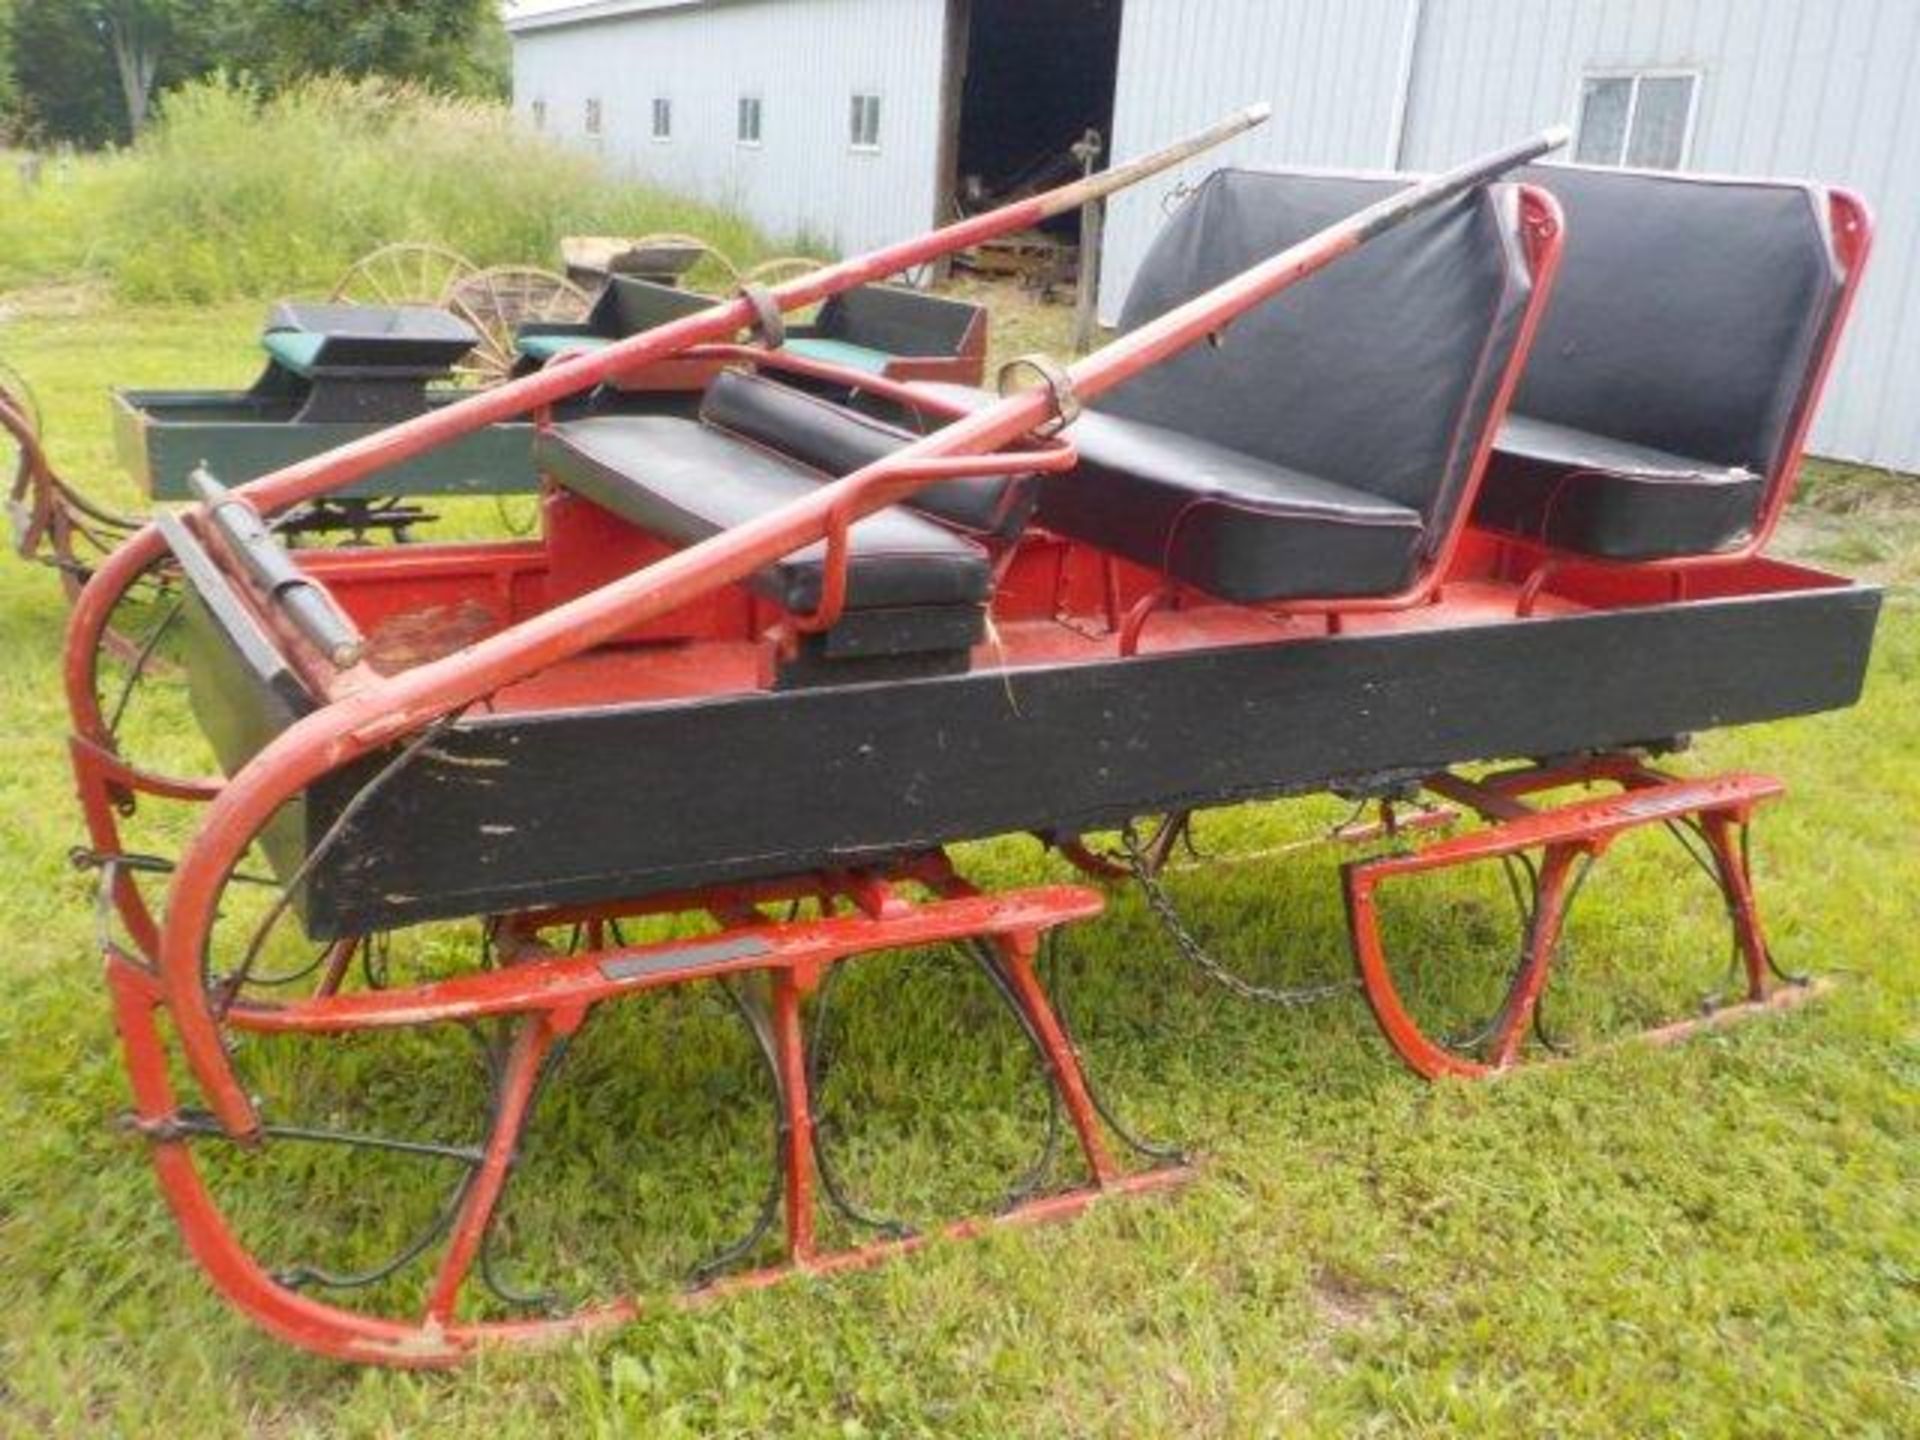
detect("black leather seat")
(249, 301), (481, 424)
(915, 170), (1545, 602)
(787, 283), (987, 384)
(1045, 411), (1426, 601)
(536, 374), (992, 616)
(1475, 415), (1764, 560)
(260, 301), (478, 379)
(1474, 166), (1852, 561)
(706, 371), (1031, 540)
(515, 276), (710, 368)
(914, 383), (1424, 601)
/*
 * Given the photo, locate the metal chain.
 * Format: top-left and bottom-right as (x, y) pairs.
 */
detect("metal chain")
(1039, 930), (1189, 1165)
(1121, 822), (1358, 1008)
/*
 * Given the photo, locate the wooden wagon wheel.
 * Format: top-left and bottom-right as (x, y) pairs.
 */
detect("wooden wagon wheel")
(562, 232), (741, 291)
(626, 231), (741, 287)
(331, 242), (480, 309)
(740, 256), (830, 287)
(443, 265), (592, 387)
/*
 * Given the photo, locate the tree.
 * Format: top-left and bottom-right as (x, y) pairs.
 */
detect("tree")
(214, 0), (508, 96)
(9, 0), (123, 146)
(0, 2), (18, 139)
(6, 0), (509, 148)
(94, 0), (178, 137)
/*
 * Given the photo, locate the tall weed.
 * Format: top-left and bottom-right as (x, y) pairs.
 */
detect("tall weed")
(1, 76), (772, 303)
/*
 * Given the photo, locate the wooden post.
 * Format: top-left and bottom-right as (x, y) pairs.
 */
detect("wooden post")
(1072, 129), (1106, 354)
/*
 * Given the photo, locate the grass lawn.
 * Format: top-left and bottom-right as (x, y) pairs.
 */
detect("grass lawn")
(0, 286), (1916, 1437)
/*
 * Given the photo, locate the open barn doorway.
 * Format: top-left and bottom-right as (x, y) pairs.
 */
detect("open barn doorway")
(939, 0), (1125, 294)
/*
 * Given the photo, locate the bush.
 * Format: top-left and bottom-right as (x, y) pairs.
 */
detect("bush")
(0, 149), (130, 291)
(1, 75), (774, 303)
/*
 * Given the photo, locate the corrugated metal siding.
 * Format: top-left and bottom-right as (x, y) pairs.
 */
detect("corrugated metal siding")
(1100, 0), (1414, 322)
(1106, 0), (1917, 468)
(1395, 0), (1920, 468)
(511, 0), (948, 257)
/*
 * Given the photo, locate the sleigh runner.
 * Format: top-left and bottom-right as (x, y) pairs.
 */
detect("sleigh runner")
(65, 107), (1880, 1363)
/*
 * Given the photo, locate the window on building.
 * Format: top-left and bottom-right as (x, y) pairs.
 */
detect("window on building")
(738, 95), (763, 146)
(584, 97), (603, 137)
(530, 99), (547, 131)
(1574, 71), (1699, 170)
(651, 97), (673, 142)
(850, 92), (882, 151)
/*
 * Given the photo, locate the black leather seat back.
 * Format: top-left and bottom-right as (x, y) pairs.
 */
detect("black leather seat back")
(814, 285), (981, 356)
(701, 369), (1032, 538)
(1108, 170), (1537, 558)
(600, 276), (713, 335)
(1510, 165), (1844, 478)
(263, 300), (478, 374)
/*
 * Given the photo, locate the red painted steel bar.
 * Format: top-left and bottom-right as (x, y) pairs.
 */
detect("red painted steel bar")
(226, 886), (1104, 1034)
(1345, 765), (1787, 1079)
(104, 872), (1157, 1364)
(422, 1013), (559, 1323)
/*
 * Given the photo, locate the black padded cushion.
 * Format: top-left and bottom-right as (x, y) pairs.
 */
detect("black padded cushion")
(516, 277), (712, 360)
(600, 276), (714, 334)
(1476, 166), (1845, 558)
(1108, 173), (1534, 546)
(806, 284), (981, 356)
(702, 370), (1032, 539)
(915, 173), (1535, 602)
(913, 383), (1423, 601)
(1476, 415), (1765, 561)
(1045, 411), (1423, 601)
(263, 301), (477, 374)
(536, 415), (989, 614)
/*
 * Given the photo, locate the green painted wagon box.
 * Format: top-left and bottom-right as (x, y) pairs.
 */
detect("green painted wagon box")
(112, 386), (542, 500)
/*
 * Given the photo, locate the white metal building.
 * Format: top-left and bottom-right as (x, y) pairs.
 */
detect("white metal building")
(507, 0), (1920, 470)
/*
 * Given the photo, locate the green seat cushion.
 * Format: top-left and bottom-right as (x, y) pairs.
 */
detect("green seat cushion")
(787, 337), (893, 375)
(517, 333), (614, 362)
(261, 331), (327, 377)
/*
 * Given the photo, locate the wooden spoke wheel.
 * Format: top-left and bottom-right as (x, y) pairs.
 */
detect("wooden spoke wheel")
(331, 242), (479, 310)
(443, 266), (593, 387)
(740, 255), (831, 287)
(565, 231), (741, 291)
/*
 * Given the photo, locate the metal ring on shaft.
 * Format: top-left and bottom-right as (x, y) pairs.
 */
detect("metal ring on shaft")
(737, 282), (787, 350)
(997, 353), (1082, 436)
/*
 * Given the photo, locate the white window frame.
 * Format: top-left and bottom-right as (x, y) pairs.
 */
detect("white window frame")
(651, 96), (673, 143)
(584, 97), (603, 138)
(1573, 67), (1702, 170)
(849, 92), (882, 153)
(737, 94), (763, 148)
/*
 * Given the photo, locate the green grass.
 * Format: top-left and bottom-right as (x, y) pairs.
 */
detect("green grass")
(0, 77), (775, 304)
(1, 282), (1918, 1435)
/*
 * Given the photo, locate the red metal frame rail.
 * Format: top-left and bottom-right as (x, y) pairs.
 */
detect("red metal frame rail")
(107, 862), (1191, 1366)
(1346, 756), (1795, 1079)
